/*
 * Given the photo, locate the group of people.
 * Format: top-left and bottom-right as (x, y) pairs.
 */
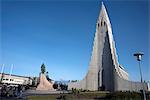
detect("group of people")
(0, 84), (23, 98)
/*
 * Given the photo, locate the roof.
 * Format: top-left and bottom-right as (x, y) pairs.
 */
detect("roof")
(0, 73), (31, 79)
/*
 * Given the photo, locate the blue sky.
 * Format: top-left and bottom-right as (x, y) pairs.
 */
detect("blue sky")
(1, 0), (149, 81)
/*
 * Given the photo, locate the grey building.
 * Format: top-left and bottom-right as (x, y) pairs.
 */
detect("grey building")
(68, 3), (148, 92)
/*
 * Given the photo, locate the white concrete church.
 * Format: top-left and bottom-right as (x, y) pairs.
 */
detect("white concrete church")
(68, 2), (148, 92)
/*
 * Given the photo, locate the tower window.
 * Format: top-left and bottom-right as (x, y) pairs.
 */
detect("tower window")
(101, 21), (103, 26)
(104, 21), (106, 26)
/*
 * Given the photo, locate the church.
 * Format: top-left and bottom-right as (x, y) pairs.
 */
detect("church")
(68, 2), (148, 92)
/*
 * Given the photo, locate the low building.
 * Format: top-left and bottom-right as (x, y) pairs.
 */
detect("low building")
(0, 73), (32, 85)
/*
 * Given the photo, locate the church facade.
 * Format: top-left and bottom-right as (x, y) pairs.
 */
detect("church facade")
(68, 3), (148, 92)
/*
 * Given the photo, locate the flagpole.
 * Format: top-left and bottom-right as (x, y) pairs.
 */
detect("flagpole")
(9, 64), (13, 83)
(1, 64), (5, 74)
(0, 64), (5, 82)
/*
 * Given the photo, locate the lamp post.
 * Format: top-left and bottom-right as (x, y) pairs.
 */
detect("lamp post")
(133, 52), (146, 100)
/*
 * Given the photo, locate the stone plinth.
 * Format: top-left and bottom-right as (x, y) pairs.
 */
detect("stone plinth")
(36, 73), (54, 90)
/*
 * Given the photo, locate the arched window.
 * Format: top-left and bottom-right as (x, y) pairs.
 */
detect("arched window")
(104, 21), (106, 26)
(98, 23), (99, 27)
(101, 21), (103, 26)
(101, 21), (108, 33)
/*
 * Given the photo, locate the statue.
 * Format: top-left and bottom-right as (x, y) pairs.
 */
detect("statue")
(36, 63), (54, 90)
(41, 63), (46, 74)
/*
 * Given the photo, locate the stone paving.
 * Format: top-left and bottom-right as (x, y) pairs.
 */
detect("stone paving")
(0, 89), (69, 100)
(0, 97), (26, 100)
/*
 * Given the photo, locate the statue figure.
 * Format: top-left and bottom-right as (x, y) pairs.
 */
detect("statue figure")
(36, 63), (54, 90)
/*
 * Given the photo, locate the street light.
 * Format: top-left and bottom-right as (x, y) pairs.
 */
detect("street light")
(133, 52), (146, 100)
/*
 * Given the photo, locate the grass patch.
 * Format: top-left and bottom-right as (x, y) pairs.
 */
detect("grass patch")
(27, 91), (150, 100)
(27, 95), (57, 100)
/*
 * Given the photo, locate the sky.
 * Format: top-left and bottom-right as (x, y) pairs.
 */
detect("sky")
(0, 0), (149, 81)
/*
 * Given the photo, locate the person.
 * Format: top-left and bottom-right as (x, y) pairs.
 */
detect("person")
(8, 86), (14, 97)
(6, 85), (10, 97)
(13, 86), (17, 97)
(1, 85), (7, 97)
(17, 85), (22, 98)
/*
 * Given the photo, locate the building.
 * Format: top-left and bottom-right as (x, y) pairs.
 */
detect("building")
(0, 73), (32, 85)
(148, 81), (150, 91)
(68, 2), (148, 92)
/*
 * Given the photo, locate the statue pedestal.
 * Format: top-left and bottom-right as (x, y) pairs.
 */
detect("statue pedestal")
(36, 73), (54, 90)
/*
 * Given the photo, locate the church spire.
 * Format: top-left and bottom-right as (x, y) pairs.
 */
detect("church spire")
(101, 1), (104, 5)
(98, 2), (111, 27)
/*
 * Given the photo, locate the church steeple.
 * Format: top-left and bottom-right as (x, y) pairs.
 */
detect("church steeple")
(68, 2), (130, 91)
(98, 2), (111, 29)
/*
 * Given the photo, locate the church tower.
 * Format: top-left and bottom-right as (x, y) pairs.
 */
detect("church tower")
(68, 2), (148, 92)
